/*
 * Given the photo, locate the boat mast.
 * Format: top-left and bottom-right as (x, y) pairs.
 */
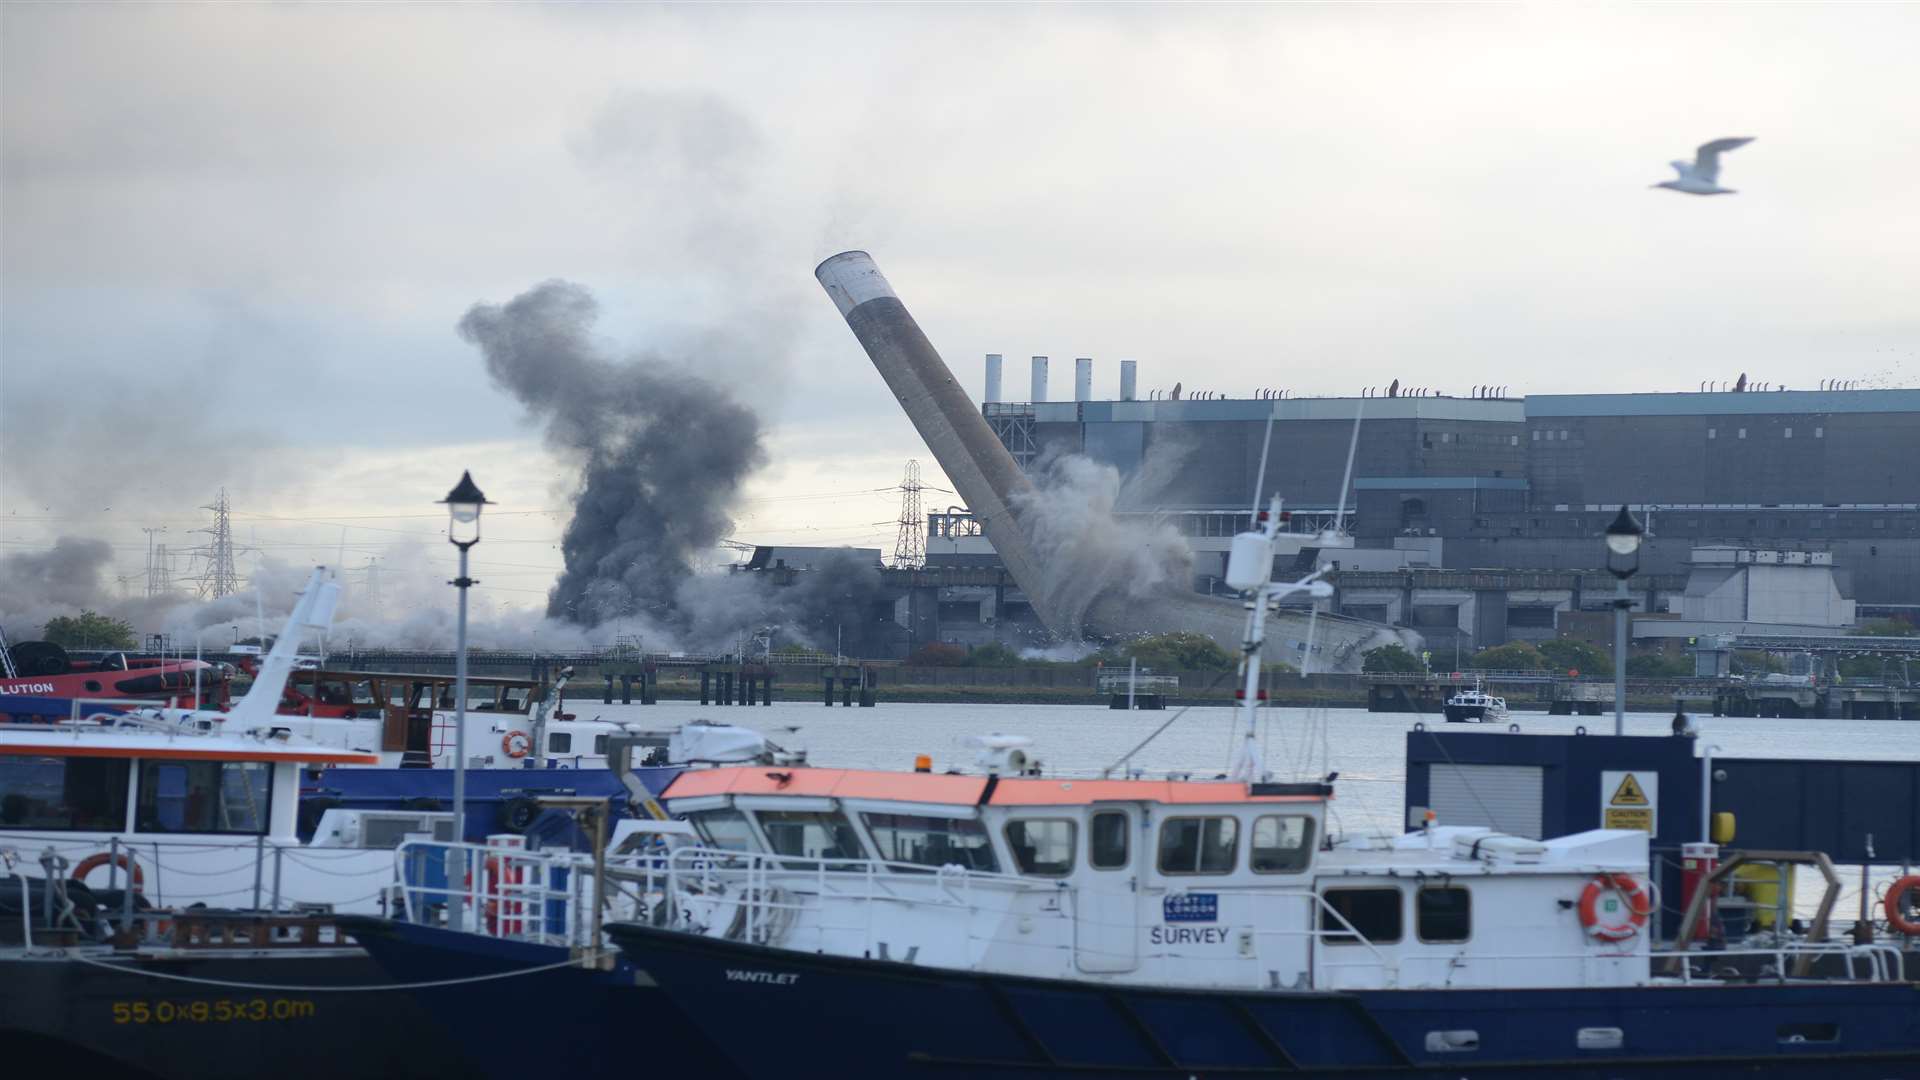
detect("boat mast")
(1223, 496), (1332, 782)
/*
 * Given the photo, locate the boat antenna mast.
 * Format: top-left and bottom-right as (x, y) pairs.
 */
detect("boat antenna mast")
(1224, 495), (1333, 782)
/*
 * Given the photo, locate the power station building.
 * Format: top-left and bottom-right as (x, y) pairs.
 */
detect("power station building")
(924, 356), (1920, 653)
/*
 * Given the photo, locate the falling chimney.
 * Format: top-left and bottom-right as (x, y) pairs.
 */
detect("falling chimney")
(1119, 359), (1138, 401)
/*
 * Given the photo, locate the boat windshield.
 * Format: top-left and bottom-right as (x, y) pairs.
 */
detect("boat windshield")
(757, 810), (866, 869)
(688, 808), (760, 851)
(862, 812), (998, 873)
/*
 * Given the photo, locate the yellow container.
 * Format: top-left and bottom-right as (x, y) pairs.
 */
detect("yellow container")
(1733, 861), (1792, 929)
(1711, 812), (1736, 844)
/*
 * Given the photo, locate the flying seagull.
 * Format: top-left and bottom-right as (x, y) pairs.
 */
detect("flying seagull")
(1653, 137), (1754, 195)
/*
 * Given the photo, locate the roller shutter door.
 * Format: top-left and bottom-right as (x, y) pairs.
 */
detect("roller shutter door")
(1429, 764), (1544, 839)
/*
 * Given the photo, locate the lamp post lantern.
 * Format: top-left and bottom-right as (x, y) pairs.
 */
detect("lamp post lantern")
(1604, 506), (1645, 736)
(440, 470), (490, 930)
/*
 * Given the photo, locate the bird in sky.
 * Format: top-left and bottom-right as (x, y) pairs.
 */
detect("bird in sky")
(1653, 137), (1755, 195)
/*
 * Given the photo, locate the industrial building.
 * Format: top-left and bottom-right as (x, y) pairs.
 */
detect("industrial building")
(914, 355), (1920, 654)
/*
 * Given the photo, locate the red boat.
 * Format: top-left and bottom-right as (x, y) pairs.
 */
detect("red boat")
(0, 639), (229, 710)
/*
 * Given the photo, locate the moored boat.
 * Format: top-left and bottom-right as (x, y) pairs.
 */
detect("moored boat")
(339, 503), (1920, 1078)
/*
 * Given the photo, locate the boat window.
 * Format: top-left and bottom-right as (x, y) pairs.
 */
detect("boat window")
(1005, 819), (1076, 876)
(1159, 816), (1239, 875)
(757, 810), (866, 869)
(1089, 811), (1129, 870)
(548, 732), (572, 754)
(1250, 814), (1315, 874)
(315, 681), (353, 706)
(863, 813), (999, 873)
(593, 734), (609, 756)
(1321, 887), (1403, 945)
(0, 757), (131, 831)
(136, 761), (271, 835)
(1418, 886), (1471, 943)
(688, 809), (760, 851)
(351, 681), (380, 706)
(503, 689), (530, 712)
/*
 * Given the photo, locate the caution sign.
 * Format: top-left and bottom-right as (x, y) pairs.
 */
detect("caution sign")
(1600, 770), (1658, 834)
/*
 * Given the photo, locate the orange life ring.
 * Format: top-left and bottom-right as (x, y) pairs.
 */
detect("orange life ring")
(72, 851), (144, 894)
(1579, 873), (1650, 941)
(1882, 875), (1920, 935)
(501, 730), (531, 758)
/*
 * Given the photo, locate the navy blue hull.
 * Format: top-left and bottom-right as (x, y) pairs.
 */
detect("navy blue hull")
(602, 923), (1920, 1079)
(340, 917), (743, 1079)
(0, 948), (479, 1080)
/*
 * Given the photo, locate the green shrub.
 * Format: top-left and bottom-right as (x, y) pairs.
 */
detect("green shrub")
(1538, 638), (1613, 676)
(1467, 642), (1548, 671)
(43, 610), (136, 650)
(1362, 644), (1426, 674)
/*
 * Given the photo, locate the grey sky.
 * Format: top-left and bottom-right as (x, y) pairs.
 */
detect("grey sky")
(4, 4), (1916, 610)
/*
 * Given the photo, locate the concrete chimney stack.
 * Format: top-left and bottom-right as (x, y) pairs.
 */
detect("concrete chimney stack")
(984, 353), (1003, 403)
(1119, 360), (1138, 402)
(1074, 358), (1093, 402)
(814, 250), (1412, 667)
(1030, 356), (1048, 403)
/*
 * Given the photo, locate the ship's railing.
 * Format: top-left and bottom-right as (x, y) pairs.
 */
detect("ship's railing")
(392, 841), (1408, 981)
(635, 852), (1426, 984)
(391, 839), (1082, 952)
(1657, 942), (1904, 984)
(392, 839), (612, 946)
(383, 843), (1905, 992)
(2, 837), (387, 948)
(1315, 942), (1900, 989)
(652, 846), (1061, 955)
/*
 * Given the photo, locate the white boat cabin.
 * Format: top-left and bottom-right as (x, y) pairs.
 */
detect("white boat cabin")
(654, 764), (1653, 992)
(0, 721), (396, 913)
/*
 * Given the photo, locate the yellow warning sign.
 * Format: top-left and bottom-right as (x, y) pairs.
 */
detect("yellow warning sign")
(1604, 807), (1653, 831)
(1609, 774), (1649, 807)
(1599, 770), (1658, 833)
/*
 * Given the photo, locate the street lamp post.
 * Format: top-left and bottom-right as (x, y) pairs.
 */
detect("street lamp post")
(1604, 506), (1645, 737)
(440, 471), (490, 930)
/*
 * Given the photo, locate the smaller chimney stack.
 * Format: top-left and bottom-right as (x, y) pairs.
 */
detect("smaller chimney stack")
(1030, 356), (1048, 403)
(984, 353), (1003, 403)
(1119, 359), (1138, 401)
(1074, 357), (1092, 402)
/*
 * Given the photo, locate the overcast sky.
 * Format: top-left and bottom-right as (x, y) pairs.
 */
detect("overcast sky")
(4, 3), (1916, 612)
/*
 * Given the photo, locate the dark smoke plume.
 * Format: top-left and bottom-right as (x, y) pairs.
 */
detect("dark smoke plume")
(458, 280), (767, 630)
